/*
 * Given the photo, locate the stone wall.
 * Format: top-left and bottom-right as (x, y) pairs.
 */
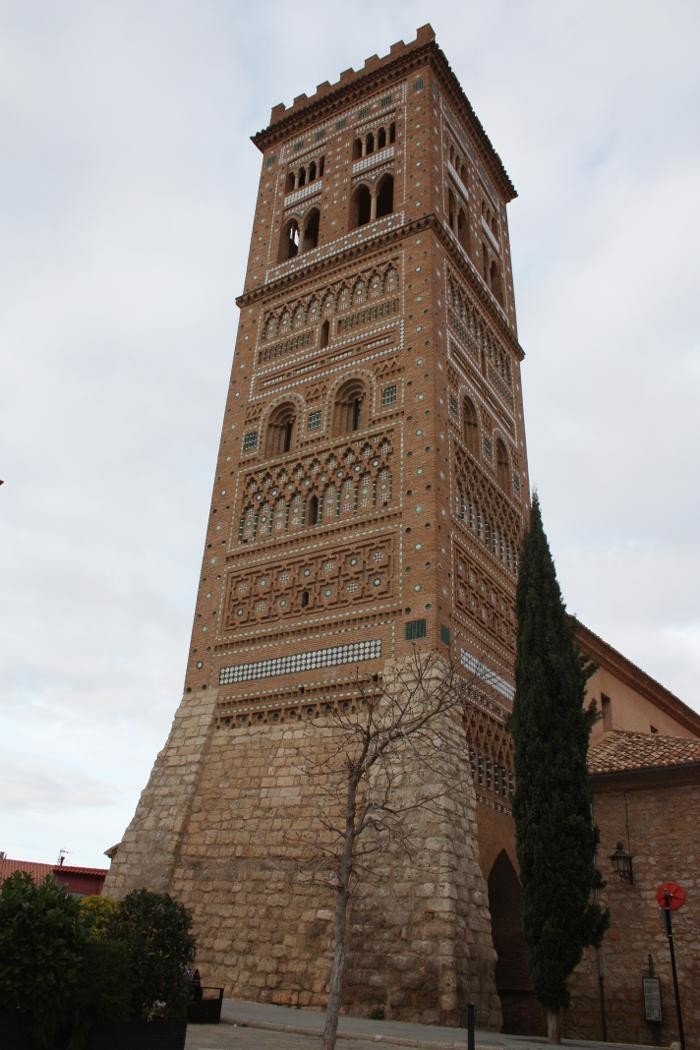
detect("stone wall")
(104, 688), (218, 896)
(566, 769), (700, 1046)
(104, 663), (501, 1028)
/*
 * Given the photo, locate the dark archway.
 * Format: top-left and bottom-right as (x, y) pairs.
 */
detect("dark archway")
(376, 174), (394, 219)
(350, 184), (371, 228)
(488, 850), (539, 1035)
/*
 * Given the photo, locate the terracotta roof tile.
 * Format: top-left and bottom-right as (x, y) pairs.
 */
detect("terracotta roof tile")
(0, 858), (107, 883)
(53, 865), (107, 877)
(588, 730), (700, 775)
(0, 858), (54, 883)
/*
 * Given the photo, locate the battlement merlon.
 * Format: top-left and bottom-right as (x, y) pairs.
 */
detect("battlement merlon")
(251, 23), (517, 204)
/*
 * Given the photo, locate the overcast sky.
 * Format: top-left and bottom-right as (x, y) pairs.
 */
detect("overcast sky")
(2, 1), (699, 869)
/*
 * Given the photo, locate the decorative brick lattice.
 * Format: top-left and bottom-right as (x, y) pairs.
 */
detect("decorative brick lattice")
(452, 445), (522, 574)
(259, 259), (400, 360)
(454, 542), (516, 654)
(223, 534), (395, 629)
(237, 431), (395, 545)
(463, 698), (514, 811)
(446, 273), (513, 410)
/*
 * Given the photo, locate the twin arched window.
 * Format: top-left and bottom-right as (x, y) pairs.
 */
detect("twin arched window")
(481, 241), (504, 306)
(461, 395), (512, 494)
(263, 379), (368, 460)
(448, 188), (470, 253)
(349, 174), (394, 229)
(279, 207), (320, 262)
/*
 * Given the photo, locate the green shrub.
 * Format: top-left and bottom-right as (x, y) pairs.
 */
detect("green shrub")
(67, 937), (132, 1049)
(108, 889), (195, 1021)
(78, 895), (118, 939)
(0, 877), (196, 1044)
(0, 872), (85, 1048)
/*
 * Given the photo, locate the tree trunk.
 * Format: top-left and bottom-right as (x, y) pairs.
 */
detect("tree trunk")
(321, 885), (349, 1050)
(547, 1008), (561, 1044)
(321, 777), (358, 1050)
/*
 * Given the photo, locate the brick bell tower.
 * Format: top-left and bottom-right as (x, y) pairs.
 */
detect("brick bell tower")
(105, 25), (529, 1028)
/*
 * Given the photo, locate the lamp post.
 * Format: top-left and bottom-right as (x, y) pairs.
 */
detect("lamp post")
(610, 841), (634, 884)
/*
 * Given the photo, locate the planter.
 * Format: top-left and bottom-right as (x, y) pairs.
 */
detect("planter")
(0, 1010), (32, 1050)
(86, 1017), (187, 1050)
(187, 986), (223, 1024)
(0, 1011), (70, 1050)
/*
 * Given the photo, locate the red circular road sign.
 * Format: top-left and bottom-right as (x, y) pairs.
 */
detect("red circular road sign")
(656, 882), (687, 910)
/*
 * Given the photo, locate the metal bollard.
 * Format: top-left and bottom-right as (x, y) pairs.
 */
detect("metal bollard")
(467, 1002), (475, 1050)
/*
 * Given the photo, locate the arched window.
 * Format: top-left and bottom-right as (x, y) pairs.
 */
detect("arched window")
(279, 219), (300, 262)
(298, 167), (306, 187)
(366, 131), (374, 155)
(376, 174), (393, 219)
(300, 590), (309, 608)
(457, 208), (469, 252)
(352, 138), (362, 160)
(389, 122), (396, 144)
(320, 319), (330, 348)
(377, 127), (386, 149)
(302, 208), (320, 252)
(496, 439), (510, 490)
(265, 403), (297, 456)
(284, 171), (295, 193)
(318, 156), (325, 176)
(307, 495), (319, 526)
(350, 184), (372, 228)
(308, 161), (317, 181)
(462, 397), (479, 455)
(333, 379), (366, 436)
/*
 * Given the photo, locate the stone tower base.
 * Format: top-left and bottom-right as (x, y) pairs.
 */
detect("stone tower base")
(105, 665), (501, 1029)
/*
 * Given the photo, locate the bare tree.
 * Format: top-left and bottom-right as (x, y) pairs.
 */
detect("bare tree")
(290, 649), (487, 1050)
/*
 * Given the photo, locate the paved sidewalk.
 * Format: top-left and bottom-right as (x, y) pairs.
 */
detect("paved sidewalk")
(182, 998), (659, 1050)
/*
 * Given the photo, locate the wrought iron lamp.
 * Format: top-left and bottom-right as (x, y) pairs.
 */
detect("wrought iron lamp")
(610, 841), (634, 884)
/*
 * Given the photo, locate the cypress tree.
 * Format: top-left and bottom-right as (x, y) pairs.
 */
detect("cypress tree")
(510, 494), (608, 1042)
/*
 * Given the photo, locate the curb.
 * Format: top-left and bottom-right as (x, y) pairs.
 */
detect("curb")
(223, 1016), (503, 1049)
(222, 1016), (660, 1050)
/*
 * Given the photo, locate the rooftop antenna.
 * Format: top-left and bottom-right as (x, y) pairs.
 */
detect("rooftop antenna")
(57, 848), (70, 866)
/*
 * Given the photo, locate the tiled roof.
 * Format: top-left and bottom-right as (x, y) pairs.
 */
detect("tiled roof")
(0, 858), (54, 882)
(55, 865), (107, 877)
(588, 730), (700, 775)
(0, 858), (107, 883)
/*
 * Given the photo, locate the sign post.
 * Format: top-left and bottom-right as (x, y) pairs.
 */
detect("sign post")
(656, 882), (686, 1050)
